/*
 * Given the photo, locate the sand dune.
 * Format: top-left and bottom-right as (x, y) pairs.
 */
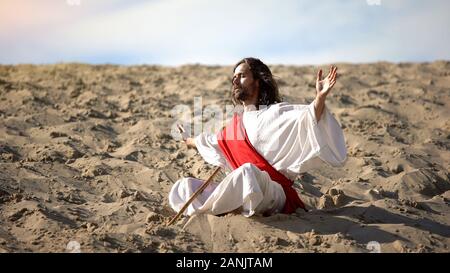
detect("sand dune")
(0, 61), (449, 252)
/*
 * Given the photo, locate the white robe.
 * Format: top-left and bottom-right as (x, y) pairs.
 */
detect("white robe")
(169, 100), (347, 217)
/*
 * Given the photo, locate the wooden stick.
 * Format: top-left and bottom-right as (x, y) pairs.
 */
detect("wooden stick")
(167, 166), (221, 226)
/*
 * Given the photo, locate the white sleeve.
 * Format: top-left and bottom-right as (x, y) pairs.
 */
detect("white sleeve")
(289, 100), (347, 173)
(194, 132), (229, 169)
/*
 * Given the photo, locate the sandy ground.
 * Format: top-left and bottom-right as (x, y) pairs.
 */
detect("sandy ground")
(0, 61), (449, 253)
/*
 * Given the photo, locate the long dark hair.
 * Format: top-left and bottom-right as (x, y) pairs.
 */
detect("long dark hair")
(231, 57), (282, 106)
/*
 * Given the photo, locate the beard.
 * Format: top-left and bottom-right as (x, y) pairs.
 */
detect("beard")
(233, 85), (254, 102)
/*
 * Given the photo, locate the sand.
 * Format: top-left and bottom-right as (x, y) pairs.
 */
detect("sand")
(0, 61), (449, 253)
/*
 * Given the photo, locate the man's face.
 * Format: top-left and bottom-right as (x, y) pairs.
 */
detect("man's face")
(232, 63), (259, 104)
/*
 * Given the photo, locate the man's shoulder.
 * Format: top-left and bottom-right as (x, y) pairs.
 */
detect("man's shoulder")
(264, 101), (290, 110)
(265, 101), (312, 117)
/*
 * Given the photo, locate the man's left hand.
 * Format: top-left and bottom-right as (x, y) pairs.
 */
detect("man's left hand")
(316, 65), (337, 100)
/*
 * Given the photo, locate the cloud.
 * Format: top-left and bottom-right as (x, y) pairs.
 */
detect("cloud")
(0, 0), (449, 65)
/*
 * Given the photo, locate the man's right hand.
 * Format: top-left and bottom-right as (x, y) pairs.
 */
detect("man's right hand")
(177, 124), (196, 148)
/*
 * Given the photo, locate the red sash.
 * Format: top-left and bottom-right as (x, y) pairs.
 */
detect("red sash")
(217, 112), (307, 214)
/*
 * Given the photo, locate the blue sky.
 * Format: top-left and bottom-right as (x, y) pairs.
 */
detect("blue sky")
(1, 0), (449, 65)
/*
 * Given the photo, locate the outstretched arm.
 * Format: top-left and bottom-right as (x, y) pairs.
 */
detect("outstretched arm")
(314, 65), (337, 122)
(177, 124), (229, 168)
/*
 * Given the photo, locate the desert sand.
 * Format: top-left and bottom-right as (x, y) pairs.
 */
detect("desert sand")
(0, 61), (449, 253)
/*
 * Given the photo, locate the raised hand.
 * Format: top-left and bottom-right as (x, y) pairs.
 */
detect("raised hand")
(316, 65), (337, 99)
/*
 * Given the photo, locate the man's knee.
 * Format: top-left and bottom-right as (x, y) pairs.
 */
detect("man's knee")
(175, 177), (203, 189)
